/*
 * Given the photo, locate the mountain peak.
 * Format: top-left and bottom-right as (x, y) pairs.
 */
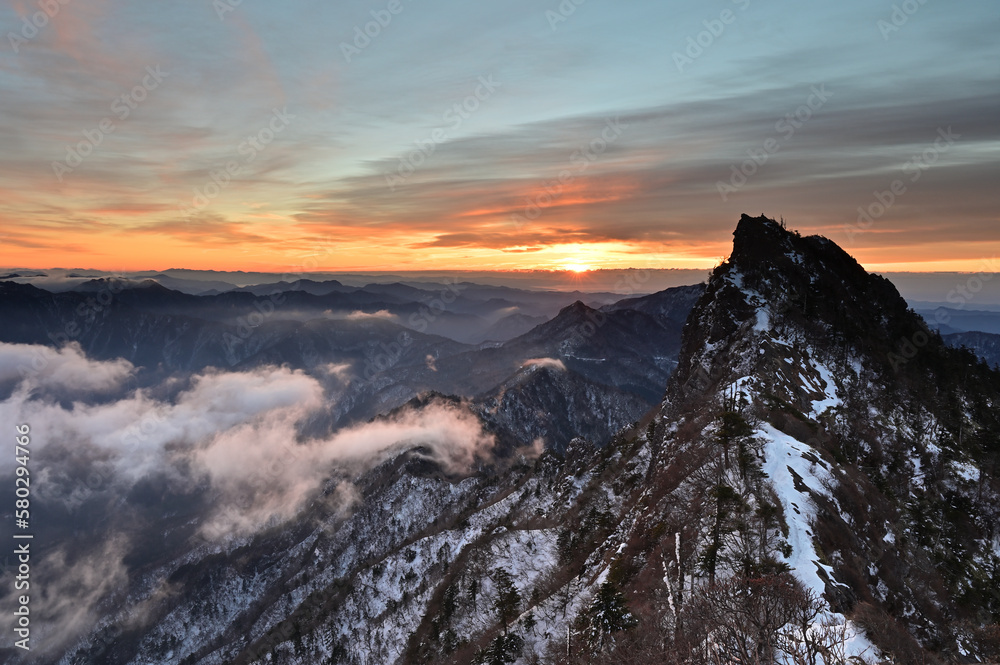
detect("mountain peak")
(559, 299), (594, 316)
(668, 213), (940, 407)
(730, 213), (792, 268)
(75, 277), (168, 292)
(735, 211), (786, 235)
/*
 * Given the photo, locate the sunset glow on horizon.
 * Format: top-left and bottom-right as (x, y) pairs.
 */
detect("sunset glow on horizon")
(6, 218), (1000, 274)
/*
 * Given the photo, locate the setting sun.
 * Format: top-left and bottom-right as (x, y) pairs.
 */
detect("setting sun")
(562, 263), (593, 273)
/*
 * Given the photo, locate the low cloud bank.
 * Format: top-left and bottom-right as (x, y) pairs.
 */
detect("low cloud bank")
(0, 342), (495, 653)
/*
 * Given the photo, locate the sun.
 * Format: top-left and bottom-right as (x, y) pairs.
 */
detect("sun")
(561, 263), (592, 273)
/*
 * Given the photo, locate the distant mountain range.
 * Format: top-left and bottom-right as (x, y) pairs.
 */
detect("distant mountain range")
(0, 277), (702, 449)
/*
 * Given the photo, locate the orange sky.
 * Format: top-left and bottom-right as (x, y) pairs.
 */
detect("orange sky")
(2, 1), (997, 275)
(5, 215), (1000, 274)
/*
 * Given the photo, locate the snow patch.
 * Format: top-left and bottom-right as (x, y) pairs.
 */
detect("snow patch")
(754, 309), (770, 332)
(951, 460), (980, 483)
(759, 423), (832, 598)
(808, 361), (841, 418)
(759, 423), (877, 661)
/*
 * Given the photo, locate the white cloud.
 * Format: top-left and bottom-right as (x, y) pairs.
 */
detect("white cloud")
(522, 357), (567, 371)
(321, 362), (354, 381)
(0, 342), (133, 392)
(345, 309), (397, 321)
(194, 401), (493, 538)
(0, 343), (494, 540)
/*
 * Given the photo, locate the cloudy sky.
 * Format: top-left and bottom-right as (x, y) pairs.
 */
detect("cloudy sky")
(1, 0), (997, 272)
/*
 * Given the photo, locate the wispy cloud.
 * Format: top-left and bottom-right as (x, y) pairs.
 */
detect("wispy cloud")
(0, 0), (997, 271)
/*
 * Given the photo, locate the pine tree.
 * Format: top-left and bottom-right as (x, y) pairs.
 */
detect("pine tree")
(492, 568), (521, 633)
(584, 581), (637, 649)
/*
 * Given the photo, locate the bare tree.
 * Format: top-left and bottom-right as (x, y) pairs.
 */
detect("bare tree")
(778, 586), (873, 665)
